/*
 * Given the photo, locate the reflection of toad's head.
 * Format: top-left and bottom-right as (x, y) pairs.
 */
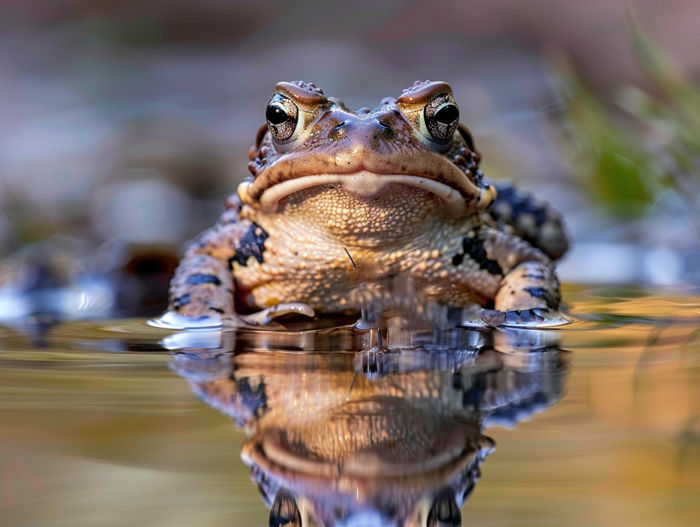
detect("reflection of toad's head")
(242, 379), (493, 527)
(172, 328), (568, 527)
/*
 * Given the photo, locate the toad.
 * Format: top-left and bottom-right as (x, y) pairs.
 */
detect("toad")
(165, 80), (568, 327)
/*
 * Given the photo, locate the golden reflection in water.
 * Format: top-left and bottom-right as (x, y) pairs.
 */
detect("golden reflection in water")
(0, 287), (698, 526)
(170, 327), (567, 527)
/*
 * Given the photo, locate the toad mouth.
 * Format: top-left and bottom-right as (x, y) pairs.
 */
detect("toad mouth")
(245, 422), (488, 481)
(243, 171), (472, 215)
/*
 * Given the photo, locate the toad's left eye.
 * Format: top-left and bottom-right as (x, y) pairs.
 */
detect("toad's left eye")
(266, 94), (299, 142)
(424, 95), (459, 143)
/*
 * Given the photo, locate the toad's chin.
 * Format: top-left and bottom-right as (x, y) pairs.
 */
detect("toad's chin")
(240, 171), (473, 216)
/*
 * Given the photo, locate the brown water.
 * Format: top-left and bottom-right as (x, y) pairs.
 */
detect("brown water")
(0, 284), (699, 527)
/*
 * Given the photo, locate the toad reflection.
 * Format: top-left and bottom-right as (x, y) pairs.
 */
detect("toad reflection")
(170, 328), (568, 527)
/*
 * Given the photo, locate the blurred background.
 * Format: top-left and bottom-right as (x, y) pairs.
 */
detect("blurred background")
(2, 0), (700, 323)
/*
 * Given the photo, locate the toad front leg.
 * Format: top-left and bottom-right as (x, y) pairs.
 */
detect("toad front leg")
(489, 259), (564, 326)
(168, 217), (253, 320)
(166, 215), (314, 328)
(169, 252), (234, 318)
(410, 224), (565, 327)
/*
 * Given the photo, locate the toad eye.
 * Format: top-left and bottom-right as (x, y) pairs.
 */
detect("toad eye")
(426, 489), (461, 527)
(266, 94), (299, 142)
(424, 95), (459, 143)
(269, 489), (301, 527)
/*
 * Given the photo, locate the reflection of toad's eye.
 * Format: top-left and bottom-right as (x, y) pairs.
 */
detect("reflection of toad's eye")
(269, 489), (302, 527)
(266, 94), (299, 142)
(427, 489), (461, 527)
(424, 95), (459, 143)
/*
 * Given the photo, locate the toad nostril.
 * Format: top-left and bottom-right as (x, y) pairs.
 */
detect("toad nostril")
(329, 121), (348, 140)
(372, 119), (395, 141)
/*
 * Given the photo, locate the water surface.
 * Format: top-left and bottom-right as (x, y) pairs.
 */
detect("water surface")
(1, 285), (699, 527)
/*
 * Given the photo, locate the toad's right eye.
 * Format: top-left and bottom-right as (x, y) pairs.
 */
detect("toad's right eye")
(266, 94), (299, 142)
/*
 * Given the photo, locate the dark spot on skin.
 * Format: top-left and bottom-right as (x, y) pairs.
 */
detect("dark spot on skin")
(172, 293), (190, 309)
(237, 377), (267, 417)
(452, 253), (464, 266)
(522, 272), (545, 281)
(524, 286), (559, 309)
(525, 286), (546, 298)
(460, 235), (503, 275)
(185, 273), (222, 286)
(229, 222), (269, 268)
(491, 184), (548, 226)
(462, 373), (488, 407)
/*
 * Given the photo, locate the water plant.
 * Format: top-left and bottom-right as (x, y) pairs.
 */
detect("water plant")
(554, 19), (700, 235)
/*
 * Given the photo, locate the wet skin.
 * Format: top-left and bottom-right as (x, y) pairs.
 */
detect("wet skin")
(167, 80), (569, 326)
